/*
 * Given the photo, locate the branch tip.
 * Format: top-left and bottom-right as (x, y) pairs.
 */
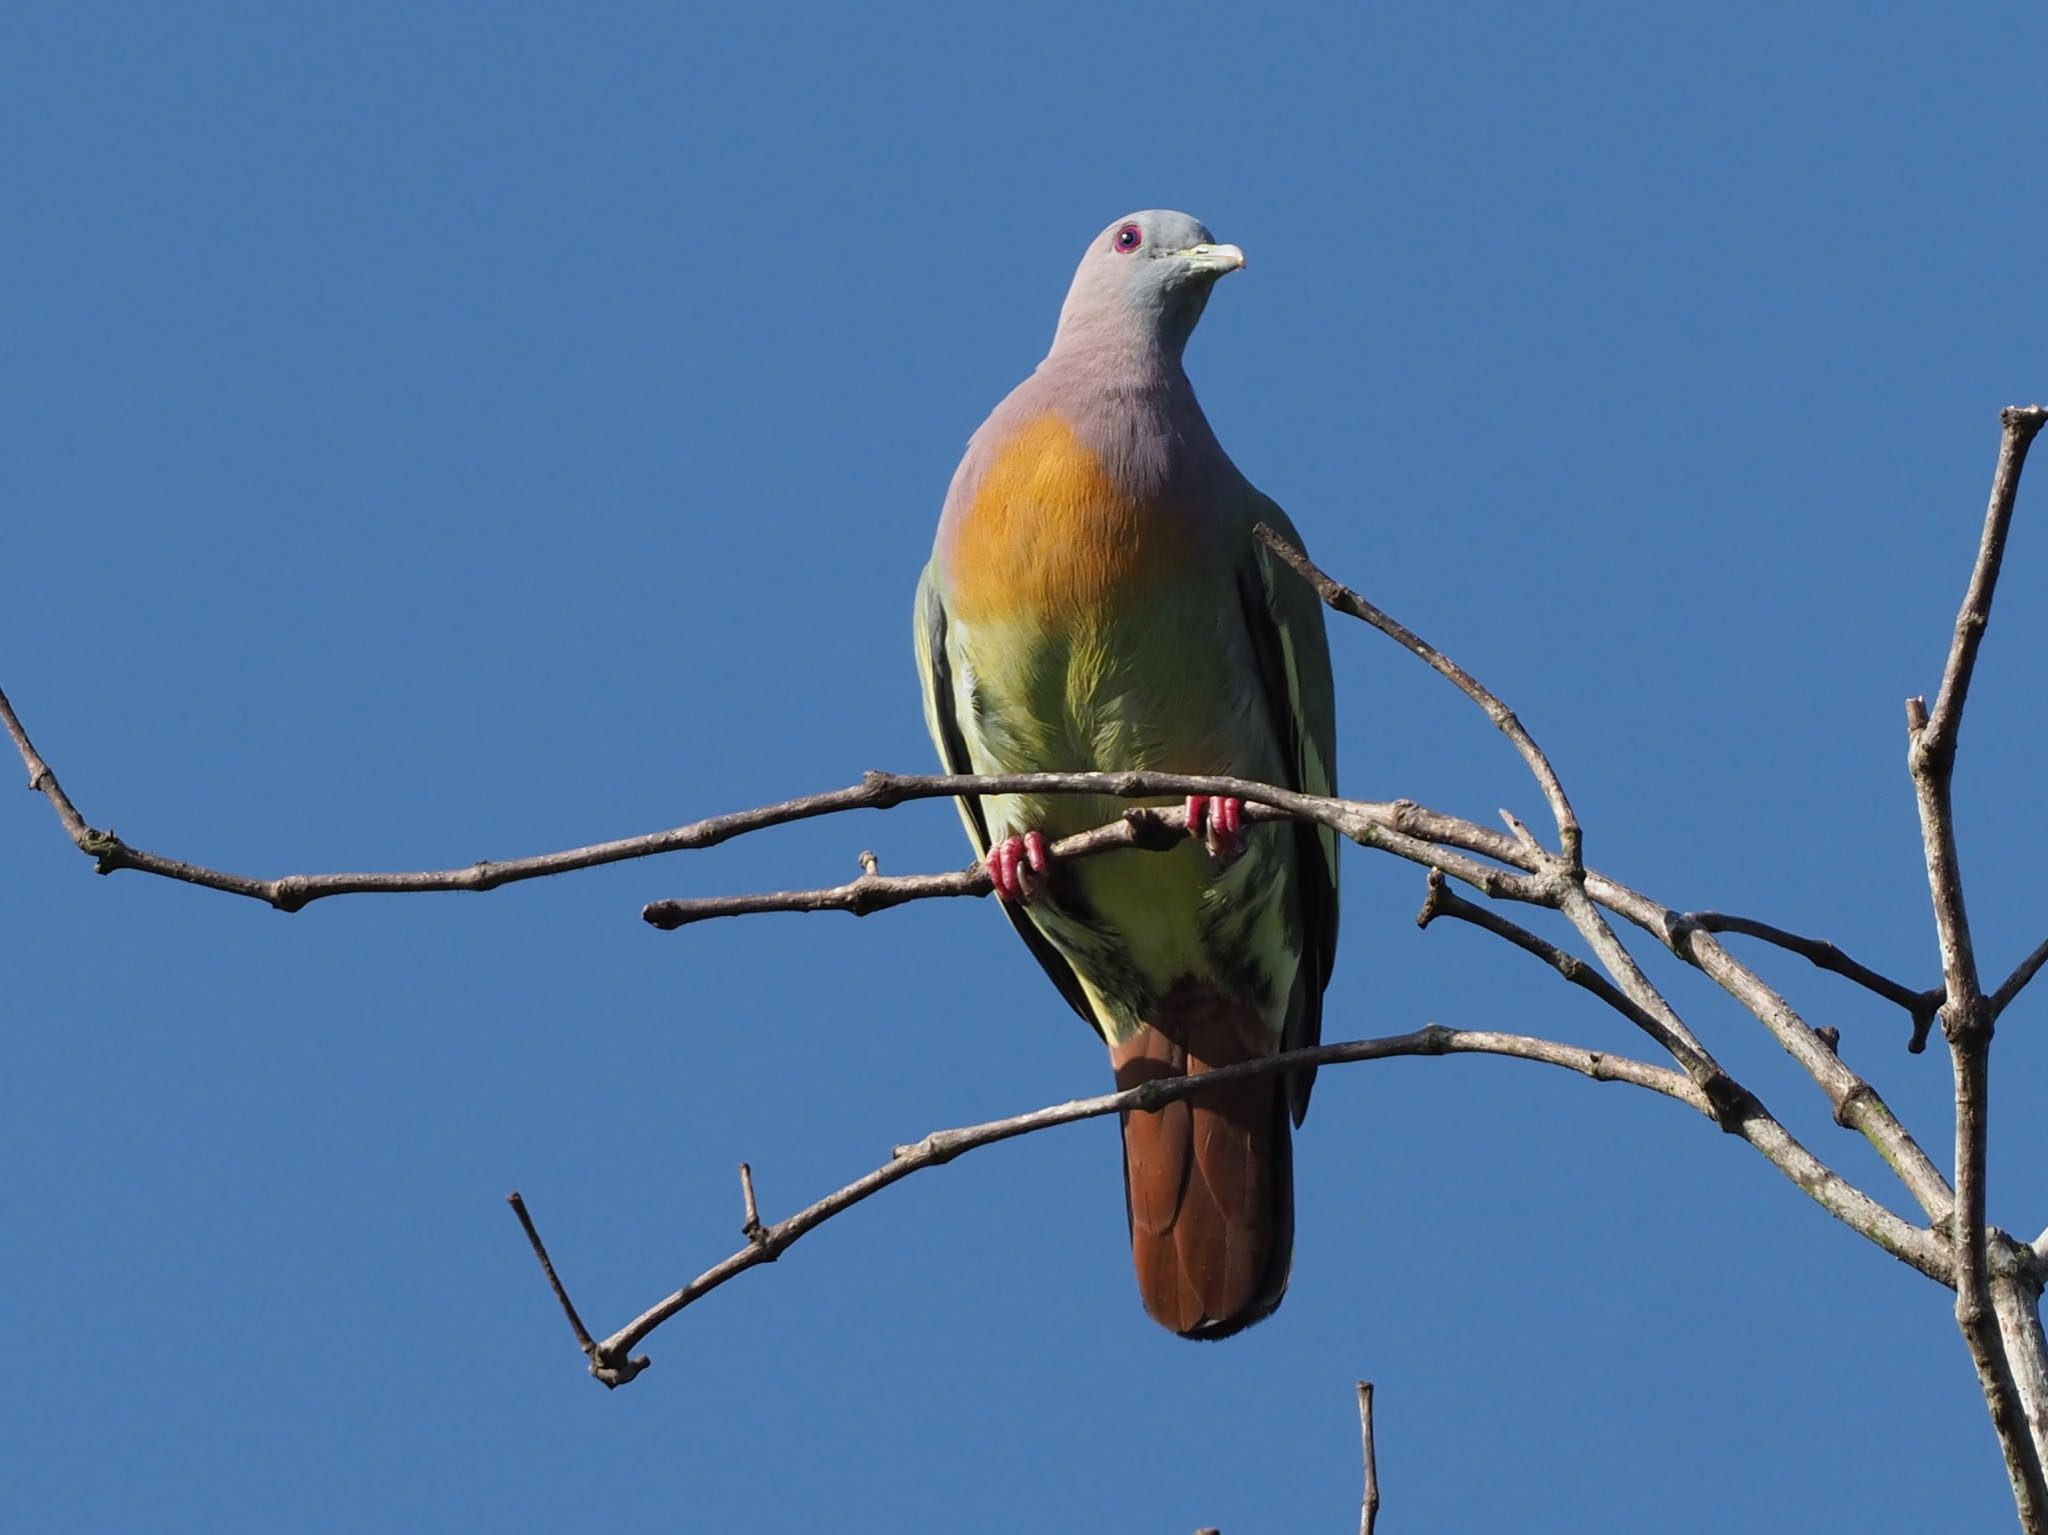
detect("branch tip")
(506, 1191), (598, 1357)
(738, 1162), (765, 1243)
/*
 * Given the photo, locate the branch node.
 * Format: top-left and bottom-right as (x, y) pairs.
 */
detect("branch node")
(1908, 999), (1940, 1053)
(1121, 805), (1184, 852)
(588, 1350), (652, 1389)
(1414, 868), (1448, 928)
(1699, 1073), (1760, 1134)
(1499, 809), (1538, 851)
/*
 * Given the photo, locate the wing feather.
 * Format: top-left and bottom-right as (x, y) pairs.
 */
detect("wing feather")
(915, 569), (1098, 1030)
(1235, 503), (1341, 1125)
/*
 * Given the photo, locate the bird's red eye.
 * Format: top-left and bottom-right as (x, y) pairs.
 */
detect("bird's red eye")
(1113, 223), (1143, 253)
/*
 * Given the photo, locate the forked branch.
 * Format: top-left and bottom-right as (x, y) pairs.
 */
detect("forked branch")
(1905, 404), (2048, 1526)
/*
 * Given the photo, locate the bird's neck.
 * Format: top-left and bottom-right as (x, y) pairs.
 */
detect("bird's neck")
(1037, 323), (1195, 413)
(1047, 298), (1202, 371)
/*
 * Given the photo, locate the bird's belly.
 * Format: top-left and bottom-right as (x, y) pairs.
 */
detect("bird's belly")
(954, 601), (1289, 1033)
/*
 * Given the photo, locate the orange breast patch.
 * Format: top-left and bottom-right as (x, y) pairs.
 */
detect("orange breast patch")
(945, 413), (1179, 624)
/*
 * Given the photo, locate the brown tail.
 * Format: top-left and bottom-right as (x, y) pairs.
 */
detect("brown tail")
(1108, 979), (1294, 1339)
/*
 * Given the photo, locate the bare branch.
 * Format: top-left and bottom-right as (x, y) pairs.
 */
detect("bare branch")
(1915, 404), (2046, 774)
(1583, 871), (1955, 1222)
(645, 800), (1281, 928)
(1905, 404), (2048, 1528)
(1358, 1381), (1379, 1535)
(1687, 909), (1943, 1050)
(1417, 870), (1671, 1044)
(0, 685), (94, 846)
(1553, 880), (1722, 1079)
(1414, 873), (1943, 1280)
(0, 701), (1430, 910)
(1992, 933), (2048, 1022)
(526, 1023), (1946, 1384)
(506, 1191), (649, 1388)
(1255, 523), (1582, 869)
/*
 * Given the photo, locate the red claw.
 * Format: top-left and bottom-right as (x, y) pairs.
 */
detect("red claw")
(988, 832), (1054, 905)
(1185, 794), (1248, 865)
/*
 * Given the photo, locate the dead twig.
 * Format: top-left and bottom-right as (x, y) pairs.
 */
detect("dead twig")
(1255, 523), (1582, 870)
(507, 1191), (649, 1388)
(1358, 1381), (1379, 1535)
(1685, 909), (1943, 1051)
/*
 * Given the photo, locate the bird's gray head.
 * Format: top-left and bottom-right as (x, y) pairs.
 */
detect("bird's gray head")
(1051, 209), (1244, 359)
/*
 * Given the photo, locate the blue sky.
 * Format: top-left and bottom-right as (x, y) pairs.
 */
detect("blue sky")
(4, 4), (2045, 1530)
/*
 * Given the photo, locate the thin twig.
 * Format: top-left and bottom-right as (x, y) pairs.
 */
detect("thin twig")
(1255, 523), (1583, 870)
(1416, 875), (1941, 1278)
(0, 685), (93, 845)
(1358, 1381), (1379, 1535)
(1916, 405), (2047, 773)
(1992, 933), (2048, 1021)
(506, 1191), (649, 1387)
(1687, 909), (1943, 1050)
(738, 1163), (764, 1243)
(0, 693), (1493, 912)
(1418, 870), (1667, 1040)
(645, 801), (1286, 928)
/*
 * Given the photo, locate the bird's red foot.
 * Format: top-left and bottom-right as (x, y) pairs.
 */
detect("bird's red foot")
(1185, 795), (1247, 865)
(988, 830), (1053, 905)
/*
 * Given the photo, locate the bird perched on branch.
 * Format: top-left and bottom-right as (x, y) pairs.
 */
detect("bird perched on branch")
(914, 211), (1340, 1337)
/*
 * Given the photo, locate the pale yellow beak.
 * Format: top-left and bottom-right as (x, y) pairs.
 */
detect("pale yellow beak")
(1182, 242), (1247, 276)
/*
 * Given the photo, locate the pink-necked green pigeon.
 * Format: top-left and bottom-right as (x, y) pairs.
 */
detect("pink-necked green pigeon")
(914, 210), (1339, 1338)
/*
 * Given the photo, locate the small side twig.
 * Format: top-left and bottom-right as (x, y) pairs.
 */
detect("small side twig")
(644, 801), (1288, 928)
(738, 1162), (764, 1243)
(1256, 522), (1582, 869)
(1419, 869), (1669, 1043)
(0, 685), (93, 846)
(506, 1191), (649, 1388)
(1991, 933), (2048, 1021)
(1358, 1381), (1379, 1535)
(1686, 909), (1943, 1051)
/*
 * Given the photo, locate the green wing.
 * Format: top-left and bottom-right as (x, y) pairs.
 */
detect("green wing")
(1236, 500), (1341, 1125)
(914, 566), (1098, 1029)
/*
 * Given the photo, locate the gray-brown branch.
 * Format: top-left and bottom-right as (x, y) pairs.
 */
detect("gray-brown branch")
(1255, 522), (1583, 870)
(1358, 1381), (1379, 1535)
(1686, 909), (1943, 1050)
(1905, 403), (2048, 1528)
(508, 1021), (1940, 1389)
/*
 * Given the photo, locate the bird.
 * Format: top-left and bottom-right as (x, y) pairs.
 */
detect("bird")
(913, 210), (1340, 1338)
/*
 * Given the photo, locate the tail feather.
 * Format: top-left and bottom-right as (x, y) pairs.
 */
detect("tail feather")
(1109, 980), (1294, 1339)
